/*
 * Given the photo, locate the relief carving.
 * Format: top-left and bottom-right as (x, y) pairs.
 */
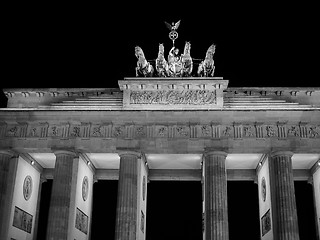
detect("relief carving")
(309, 126), (320, 138)
(222, 126), (232, 137)
(112, 125), (125, 138)
(200, 125), (212, 137)
(175, 125), (190, 137)
(265, 125), (276, 137)
(287, 125), (300, 137)
(135, 126), (146, 137)
(156, 126), (168, 137)
(7, 126), (19, 137)
(48, 126), (60, 137)
(91, 125), (104, 137)
(130, 90), (216, 105)
(243, 125), (254, 137)
(70, 126), (81, 137)
(3, 122), (320, 141)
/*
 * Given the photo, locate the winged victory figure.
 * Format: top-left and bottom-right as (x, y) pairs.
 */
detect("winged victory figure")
(197, 44), (216, 77)
(135, 46), (154, 77)
(164, 20), (181, 31)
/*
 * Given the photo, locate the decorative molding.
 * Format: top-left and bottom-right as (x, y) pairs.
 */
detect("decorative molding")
(0, 121), (319, 140)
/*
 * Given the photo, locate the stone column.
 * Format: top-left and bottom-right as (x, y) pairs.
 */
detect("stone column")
(311, 161), (320, 240)
(0, 150), (18, 240)
(46, 150), (78, 240)
(269, 151), (299, 240)
(202, 151), (229, 240)
(115, 150), (147, 240)
(33, 175), (47, 240)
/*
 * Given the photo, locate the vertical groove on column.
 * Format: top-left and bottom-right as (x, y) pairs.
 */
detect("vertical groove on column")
(0, 153), (10, 208)
(115, 154), (138, 240)
(269, 153), (299, 240)
(204, 153), (229, 240)
(0, 153), (12, 239)
(46, 153), (75, 240)
(0, 152), (17, 240)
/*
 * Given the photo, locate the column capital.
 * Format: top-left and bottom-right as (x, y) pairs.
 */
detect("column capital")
(52, 149), (78, 158)
(270, 150), (294, 158)
(117, 148), (141, 158)
(0, 149), (17, 158)
(203, 150), (228, 158)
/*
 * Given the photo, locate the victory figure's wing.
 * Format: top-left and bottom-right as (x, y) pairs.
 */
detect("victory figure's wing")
(164, 21), (172, 30)
(174, 20), (181, 30)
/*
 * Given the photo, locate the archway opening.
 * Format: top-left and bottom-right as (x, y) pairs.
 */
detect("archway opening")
(146, 181), (202, 240)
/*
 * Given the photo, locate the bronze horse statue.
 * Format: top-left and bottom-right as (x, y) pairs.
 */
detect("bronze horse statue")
(197, 44), (216, 77)
(135, 46), (154, 77)
(155, 43), (169, 77)
(181, 41), (193, 77)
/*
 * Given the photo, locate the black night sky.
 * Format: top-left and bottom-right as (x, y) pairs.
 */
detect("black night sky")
(1, 2), (319, 239)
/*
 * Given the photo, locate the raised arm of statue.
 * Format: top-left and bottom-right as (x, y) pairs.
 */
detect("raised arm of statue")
(169, 47), (175, 56)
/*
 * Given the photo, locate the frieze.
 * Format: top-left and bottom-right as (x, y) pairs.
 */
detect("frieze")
(0, 122), (319, 140)
(129, 90), (216, 105)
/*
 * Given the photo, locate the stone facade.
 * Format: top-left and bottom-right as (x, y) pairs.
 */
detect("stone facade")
(0, 77), (319, 239)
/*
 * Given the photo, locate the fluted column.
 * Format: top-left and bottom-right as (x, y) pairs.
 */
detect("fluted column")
(269, 151), (299, 240)
(115, 150), (143, 240)
(311, 162), (320, 240)
(0, 150), (18, 240)
(33, 175), (47, 240)
(203, 151), (229, 240)
(46, 150), (77, 240)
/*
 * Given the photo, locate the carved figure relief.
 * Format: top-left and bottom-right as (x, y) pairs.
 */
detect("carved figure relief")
(261, 177), (266, 202)
(23, 175), (33, 201)
(91, 125), (103, 137)
(266, 126), (276, 137)
(135, 126), (146, 137)
(7, 126), (18, 137)
(176, 125), (190, 137)
(130, 90), (216, 105)
(222, 126), (231, 137)
(82, 176), (89, 201)
(243, 125), (254, 137)
(156, 126), (168, 137)
(142, 176), (146, 201)
(201, 125), (212, 137)
(309, 126), (319, 138)
(71, 126), (81, 137)
(3, 122), (320, 141)
(288, 125), (300, 137)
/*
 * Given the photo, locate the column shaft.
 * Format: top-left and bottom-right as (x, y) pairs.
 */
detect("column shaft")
(115, 152), (139, 240)
(0, 151), (18, 240)
(269, 151), (299, 240)
(203, 151), (229, 240)
(46, 151), (76, 240)
(33, 175), (46, 240)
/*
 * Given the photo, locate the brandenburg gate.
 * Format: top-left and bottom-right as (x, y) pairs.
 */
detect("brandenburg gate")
(0, 33), (320, 240)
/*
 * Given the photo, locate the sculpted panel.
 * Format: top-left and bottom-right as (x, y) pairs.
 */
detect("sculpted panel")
(2, 122), (320, 140)
(130, 90), (216, 105)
